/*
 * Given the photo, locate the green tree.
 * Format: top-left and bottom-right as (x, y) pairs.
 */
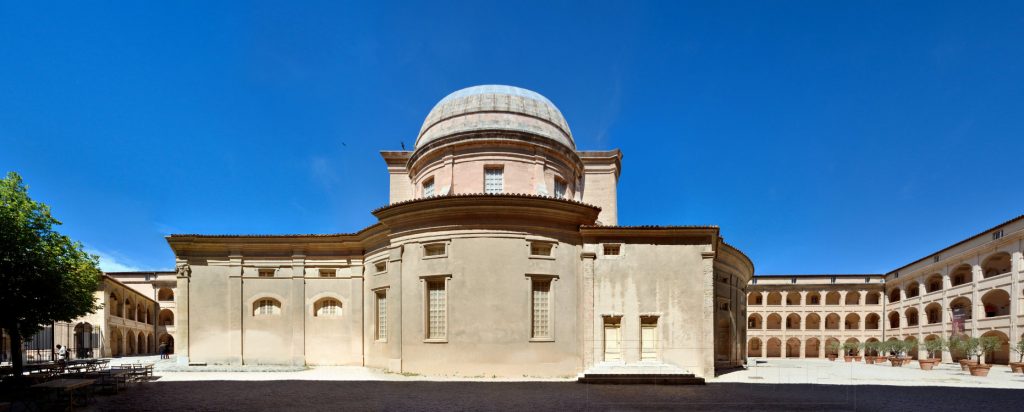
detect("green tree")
(0, 172), (101, 377)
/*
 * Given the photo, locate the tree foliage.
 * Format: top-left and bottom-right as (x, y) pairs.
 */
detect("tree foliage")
(0, 172), (102, 374)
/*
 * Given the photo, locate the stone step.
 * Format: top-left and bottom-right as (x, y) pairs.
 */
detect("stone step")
(578, 373), (705, 385)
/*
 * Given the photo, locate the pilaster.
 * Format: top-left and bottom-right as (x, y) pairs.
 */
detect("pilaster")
(290, 250), (306, 366)
(580, 250), (597, 370)
(700, 250), (716, 378)
(174, 261), (191, 365)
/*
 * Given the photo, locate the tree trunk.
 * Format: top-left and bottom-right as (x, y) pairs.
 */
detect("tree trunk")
(7, 326), (24, 377)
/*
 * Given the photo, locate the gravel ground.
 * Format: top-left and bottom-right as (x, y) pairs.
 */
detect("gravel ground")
(83, 380), (1021, 411)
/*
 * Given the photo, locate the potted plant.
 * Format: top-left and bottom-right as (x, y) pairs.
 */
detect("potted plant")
(1010, 339), (1024, 373)
(919, 337), (946, 371)
(951, 336), (978, 371)
(826, 341), (840, 361)
(841, 342), (858, 362)
(968, 336), (1002, 377)
(863, 341), (879, 364)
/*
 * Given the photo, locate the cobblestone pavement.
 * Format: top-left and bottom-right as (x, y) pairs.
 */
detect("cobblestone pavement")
(84, 380), (1021, 411)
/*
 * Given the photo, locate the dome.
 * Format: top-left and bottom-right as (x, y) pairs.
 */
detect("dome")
(415, 85), (575, 150)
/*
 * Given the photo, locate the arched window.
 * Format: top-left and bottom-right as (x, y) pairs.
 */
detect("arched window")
(253, 298), (282, 316)
(865, 291), (880, 305)
(845, 291), (860, 305)
(158, 288), (175, 301)
(825, 292), (840, 305)
(981, 253), (1012, 278)
(109, 293), (120, 318)
(158, 309), (174, 326)
(980, 289), (1010, 317)
(950, 264), (972, 286)
(314, 298), (342, 317)
(925, 274), (943, 293)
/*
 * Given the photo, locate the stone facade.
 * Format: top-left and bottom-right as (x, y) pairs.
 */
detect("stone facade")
(164, 85), (754, 378)
(746, 215), (1024, 364)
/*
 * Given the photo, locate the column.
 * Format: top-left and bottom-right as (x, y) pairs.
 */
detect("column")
(1010, 251), (1022, 359)
(971, 263), (982, 336)
(580, 250), (597, 370)
(174, 262), (191, 365)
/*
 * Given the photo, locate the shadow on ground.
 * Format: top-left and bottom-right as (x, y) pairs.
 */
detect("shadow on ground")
(83, 380), (1019, 411)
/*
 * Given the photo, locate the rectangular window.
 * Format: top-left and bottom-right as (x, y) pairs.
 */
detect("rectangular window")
(992, 229), (1004, 240)
(258, 269), (274, 278)
(423, 243), (446, 257)
(375, 290), (387, 341)
(484, 167), (504, 194)
(319, 269), (336, 278)
(530, 242), (553, 256)
(374, 261), (387, 274)
(830, 277), (837, 284)
(426, 280), (447, 340)
(752, 278), (757, 285)
(553, 178), (567, 198)
(531, 279), (552, 339)
(603, 244), (621, 256)
(790, 277), (797, 284)
(422, 177), (435, 197)
(865, 277), (871, 283)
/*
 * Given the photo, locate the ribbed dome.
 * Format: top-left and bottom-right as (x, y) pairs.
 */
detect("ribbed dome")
(415, 85), (575, 150)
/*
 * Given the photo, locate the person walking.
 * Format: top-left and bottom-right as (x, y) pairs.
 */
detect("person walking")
(158, 342), (167, 359)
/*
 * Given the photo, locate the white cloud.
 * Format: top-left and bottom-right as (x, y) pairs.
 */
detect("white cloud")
(85, 248), (143, 272)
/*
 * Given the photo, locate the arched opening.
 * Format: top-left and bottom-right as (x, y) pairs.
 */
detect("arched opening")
(824, 313), (840, 330)
(747, 292), (762, 305)
(805, 338), (820, 358)
(805, 313), (821, 330)
(844, 338), (860, 356)
(748, 314), (763, 329)
(157, 288), (175, 301)
(785, 313), (801, 330)
(110, 328), (122, 357)
(786, 338), (801, 358)
(126, 331), (136, 355)
(906, 283), (919, 298)
(950, 264), (972, 286)
(905, 308), (919, 326)
(980, 330), (1010, 365)
(825, 292), (840, 305)
(824, 338), (840, 357)
(865, 291), (881, 305)
(844, 313), (860, 330)
(888, 288), (901, 303)
(109, 293), (121, 318)
(888, 311), (900, 328)
(747, 338), (762, 357)
(766, 313), (782, 330)
(806, 291), (821, 305)
(865, 338), (880, 356)
(949, 296), (973, 320)
(981, 289), (1010, 317)
(905, 337), (918, 359)
(785, 293), (799, 305)
(766, 292), (782, 306)
(73, 322), (95, 359)
(845, 291), (860, 305)
(137, 333), (145, 355)
(865, 313), (880, 330)
(159, 334), (175, 354)
(766, 338), (782, 357)
(981, 252), (1012, 278)
(147, 334), (154, 353)
(159, 309), (175, 326)
(925, 274), (943, 293)
(136, 303), (145, 324)
(314, 298), (343, 317)
(925, 302), (942, 324)
(124, 298), (135, 321)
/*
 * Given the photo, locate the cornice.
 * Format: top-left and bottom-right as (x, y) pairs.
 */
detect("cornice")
(372, 193), (601, 228)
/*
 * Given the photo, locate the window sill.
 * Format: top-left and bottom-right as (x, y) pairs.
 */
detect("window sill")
(422, 254), (448, 260)
(374, 339), (388, 343)
(528, 255), (556, 260)
(423, 338), (448, 344)
(529, 337), (555, 343)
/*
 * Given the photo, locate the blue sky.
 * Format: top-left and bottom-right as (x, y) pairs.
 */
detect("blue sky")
(1, 1), (1021, 274)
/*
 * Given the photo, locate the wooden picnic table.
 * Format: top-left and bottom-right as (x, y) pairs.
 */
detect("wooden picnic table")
(32, 378), (96, 409)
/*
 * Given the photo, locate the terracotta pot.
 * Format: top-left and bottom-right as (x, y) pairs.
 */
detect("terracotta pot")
(968, 364), (991, 377)
(959, 359), (978, 371)
(1009, 362), (1024, 373)
(865, 356), (875, 364)
(889, 358), (903, 367)
(844, 356), (853, 363)
(919, 360), (936, 370)
(828, 355), (837, 362)
(854, 356), (862, 362)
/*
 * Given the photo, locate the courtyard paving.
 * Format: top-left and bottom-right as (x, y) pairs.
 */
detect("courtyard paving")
(81, 357), (1023, 411)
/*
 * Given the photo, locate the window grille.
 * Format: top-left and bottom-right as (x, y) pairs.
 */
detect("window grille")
(553, 179), (567, 198)
(992, 229), (1004, 240)
(427, 280), (447, 339)
(319, 269), (336, 278)
(254, 299), (280, 316)
(423, 177), (435, 197)
(315, 299), (342, 317)
(375, 290), (387, 340)
(603, 244), (621, 256)
(530, 242), (553, 256)
(424, 243), (446, 257)
(484, 167), (503, 194)
(531, 279), (551, 338)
